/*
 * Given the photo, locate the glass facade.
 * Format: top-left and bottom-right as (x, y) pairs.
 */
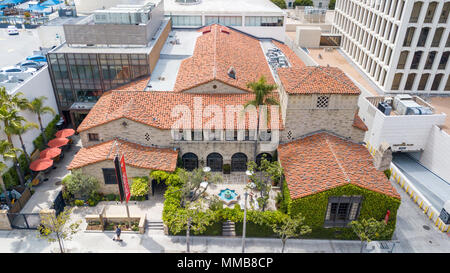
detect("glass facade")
(205, 16), (242, 26)
(48, 52), (150, 110)
(170, 15), (202, 26)
(245, 16), (284, 27)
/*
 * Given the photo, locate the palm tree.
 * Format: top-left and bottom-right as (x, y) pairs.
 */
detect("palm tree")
(244, 76), (279, 160)
(29, 96), (56, 144)
(0, 106), (28, 186)
(10, 119), (39, 165)
(0, 87), (31, 111)
(0, 140), (23, 206)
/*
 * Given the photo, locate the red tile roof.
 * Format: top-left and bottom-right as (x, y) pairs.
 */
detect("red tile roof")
(67, 139), (178, 172)
(352, 113), (368, 131)
(278, 132), (400, 199)
(272, 40), (305, 69)
(174, 24), (276, 92)
(278, 66), (361, 95)
(77, 91), (283, 132)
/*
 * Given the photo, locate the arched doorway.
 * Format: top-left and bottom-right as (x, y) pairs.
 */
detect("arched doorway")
(207, 153), (223, 172)
(231, 153), (247, 172)
(256, 153), (273, 167)
(182, 153), (198, 171)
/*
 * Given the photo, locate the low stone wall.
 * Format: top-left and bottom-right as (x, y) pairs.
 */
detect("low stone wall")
(85, 211), (146, 234)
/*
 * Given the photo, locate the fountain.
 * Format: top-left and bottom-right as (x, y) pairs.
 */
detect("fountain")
(218, 188), (239, 206)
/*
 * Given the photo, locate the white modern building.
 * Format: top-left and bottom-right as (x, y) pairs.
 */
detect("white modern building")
(359, 94), (446, 153)
(332, 0), (449, 94)
(0, 67), (59, 168)
(164, 0), (286, 41)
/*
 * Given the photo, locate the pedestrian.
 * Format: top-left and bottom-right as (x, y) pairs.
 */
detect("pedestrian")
(113, 225), (122, 241)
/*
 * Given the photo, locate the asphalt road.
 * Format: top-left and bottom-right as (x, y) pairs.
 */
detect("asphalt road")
(0, 27), (41, 68)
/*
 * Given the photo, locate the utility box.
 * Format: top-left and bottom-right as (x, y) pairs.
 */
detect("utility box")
(377, 102), (391, 116)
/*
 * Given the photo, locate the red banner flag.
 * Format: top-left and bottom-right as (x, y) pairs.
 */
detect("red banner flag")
(120, 155), (131, 203)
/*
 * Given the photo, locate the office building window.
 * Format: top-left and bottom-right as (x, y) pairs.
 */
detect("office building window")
(205, 16), (242, 26)
(245, 16), (284, 27)
(88, 133), (99, 141)
(171, 15), (202, 26)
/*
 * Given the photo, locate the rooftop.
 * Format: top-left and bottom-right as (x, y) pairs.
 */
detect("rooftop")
(174, 25), (276, 92)
(67, 139), (178, 171)
(277, 66), (361, 95)
(278, 131), (400, 199)
(77, 90), (282, 132)
(164, 0), (283, 14)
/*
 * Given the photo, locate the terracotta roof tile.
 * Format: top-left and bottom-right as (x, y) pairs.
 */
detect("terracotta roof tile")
(67, 139), (178, 172)
(174, 24), (275, 92)
(278, 66), (361, 95)
(352, 113), (368, 131)
(77, 91), (283, 132)
(278, 132), (400, 199)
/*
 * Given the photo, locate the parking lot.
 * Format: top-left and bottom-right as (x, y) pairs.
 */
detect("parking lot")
(0, 27), (41, 68)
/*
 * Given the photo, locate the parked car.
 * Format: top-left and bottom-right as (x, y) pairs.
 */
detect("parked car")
(17, 60), (45, 70)
(26, 55), (47, 63)
(7, 25), (19, 35)
(0, 66), (37, 73)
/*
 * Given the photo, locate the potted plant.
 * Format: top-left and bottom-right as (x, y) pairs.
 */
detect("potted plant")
(223, 164), (231, 174)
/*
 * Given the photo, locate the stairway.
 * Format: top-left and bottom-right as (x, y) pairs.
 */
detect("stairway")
(146, 220), (164, 231)
(222, 220), (236, 237)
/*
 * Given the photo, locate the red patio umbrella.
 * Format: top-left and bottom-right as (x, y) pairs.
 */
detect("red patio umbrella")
(30, 158), (53, 172)
(55, 128), (75, 138)
(39, 147), (62, 159)
(47, 137), (69, 148)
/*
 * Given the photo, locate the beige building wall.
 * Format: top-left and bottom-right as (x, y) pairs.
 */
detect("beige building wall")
(281, 93), (360, 141)
(77, 160), (152, 194)
(149, 18), (172, 74)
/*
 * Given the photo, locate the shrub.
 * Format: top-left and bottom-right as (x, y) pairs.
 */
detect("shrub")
(384, 169), (392, 179)
(87, 199), (96, 206)
(62, 171), (100, 199)
(130, 177), (149, 198)
(105, 193), (117, 201)
(32, 115), (60, 151)
(293, 0), (313, 7)
(222, 164), (231, 174)
(74, 199), (84, 206)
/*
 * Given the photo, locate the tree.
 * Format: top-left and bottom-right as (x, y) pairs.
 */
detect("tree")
(349, 218), (392, 253)
(29, 96), (56, 145)
(271, 0), (287, 9)
(169, 201), (216, 253)
(246, 156), (282, 211)
(62, 171), (100, 199)
(272, 214), (311, 253)
(178, 168), (223, 207)
(37, 208), (81, 253)
(328, 0), (336, 10)
(293, 0), (313, 7)
(0, 140), (22, 206)
(245, 76), (279, 160)
(9, 119), (39, 164)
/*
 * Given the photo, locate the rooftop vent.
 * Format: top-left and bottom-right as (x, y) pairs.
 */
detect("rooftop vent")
(228, 67), (236, 79)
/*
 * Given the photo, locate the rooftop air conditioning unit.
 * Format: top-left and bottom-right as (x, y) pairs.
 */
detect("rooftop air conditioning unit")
(393, 94), (413, 110)
(397, 100), (421, 115)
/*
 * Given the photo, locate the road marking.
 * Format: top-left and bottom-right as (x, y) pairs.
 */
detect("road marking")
(8, 49), (15, 53)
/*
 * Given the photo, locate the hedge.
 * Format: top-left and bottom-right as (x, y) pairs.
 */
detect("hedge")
(33, 114), (60, 151)
(287, 183), (401, 240)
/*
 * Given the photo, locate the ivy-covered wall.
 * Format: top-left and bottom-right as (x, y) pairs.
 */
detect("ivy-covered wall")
(285, 183), (401, 240)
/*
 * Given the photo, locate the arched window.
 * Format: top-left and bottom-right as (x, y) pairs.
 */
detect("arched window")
(231, 153), (248, 172)
(409, 2), (423, 23)
(256, 153), (273, 167)
(417, 27), (430, 47)
(207, 153), (223, 172)
(397, 51), (409, 69)
(431, 73), (443, 90)
(424, 2), (438, 23)
(182, 153), (198, 171)
(403, 27), (416, 47)
(431, 28), (444, 47)
(405, 73), (417, 90)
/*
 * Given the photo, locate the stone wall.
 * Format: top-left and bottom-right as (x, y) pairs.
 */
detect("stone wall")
(78, 160), (152, 194)
(281, 93), (359, 142)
